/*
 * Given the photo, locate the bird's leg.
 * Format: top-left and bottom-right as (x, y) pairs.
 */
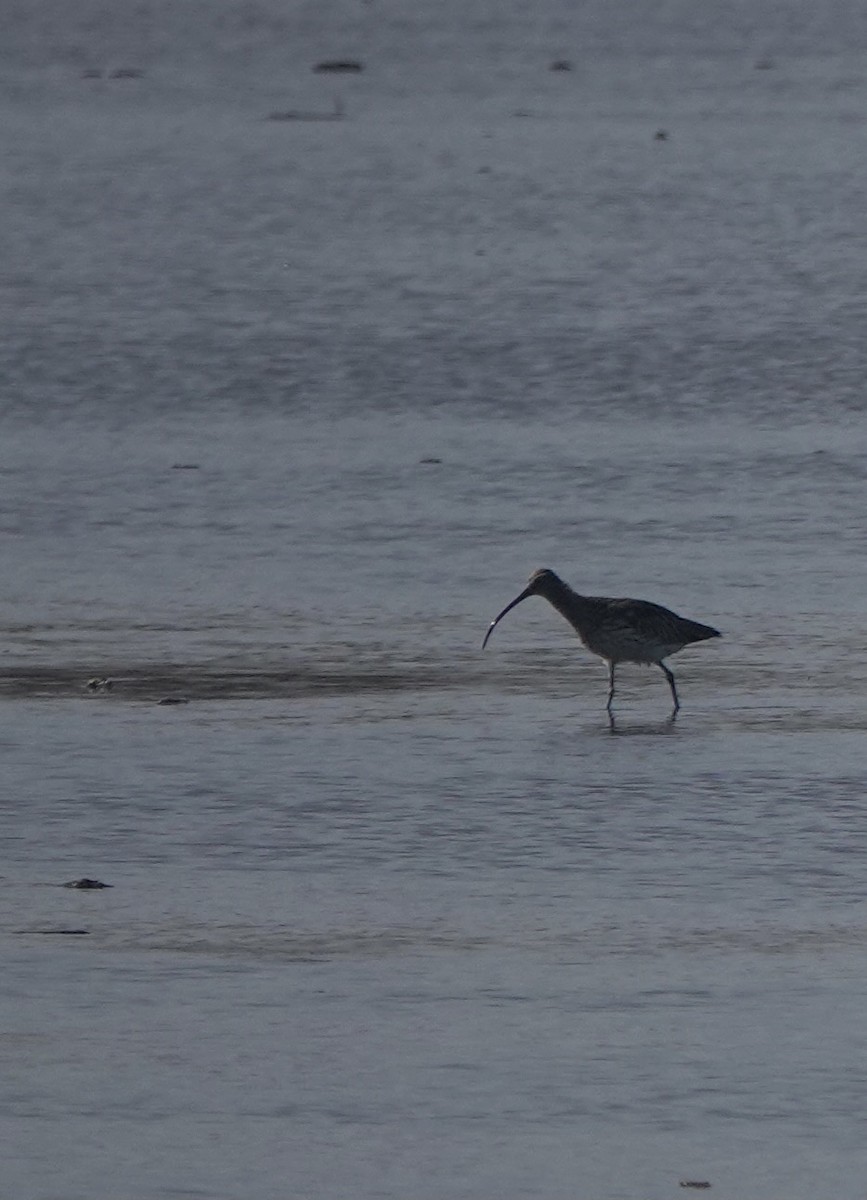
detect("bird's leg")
(606, 661), (616, 713)
(659, 662), (680, 713)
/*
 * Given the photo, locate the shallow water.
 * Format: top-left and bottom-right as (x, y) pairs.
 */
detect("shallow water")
(3, 1), (867, 1197)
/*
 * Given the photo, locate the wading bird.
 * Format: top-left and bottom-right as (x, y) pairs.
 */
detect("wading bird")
(482, 568), (720, 715)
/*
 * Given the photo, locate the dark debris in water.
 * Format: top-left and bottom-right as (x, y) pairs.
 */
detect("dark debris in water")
(85, 677), (113, 691)
(29, 929), (91, 936)
(63, 878), (112, 889)
(313, 59), (363, 73)
(266, 97), (345, 122)
(81, 67), (144, 80)
(679, 1183), (711, 1190)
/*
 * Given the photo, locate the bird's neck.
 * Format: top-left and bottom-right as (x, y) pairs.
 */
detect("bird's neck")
(538, 575), (597, 624)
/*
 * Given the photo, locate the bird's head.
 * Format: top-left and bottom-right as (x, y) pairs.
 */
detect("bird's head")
(525, 567), (558, 594)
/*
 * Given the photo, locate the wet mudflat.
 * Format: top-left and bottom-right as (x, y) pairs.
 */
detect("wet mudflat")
(4, 0), (867, 1195)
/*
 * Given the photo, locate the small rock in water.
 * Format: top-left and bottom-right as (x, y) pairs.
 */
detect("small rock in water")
(63, 878), (112, 889)
(157, 696), (190, 705)
(86, 677), (113, 691)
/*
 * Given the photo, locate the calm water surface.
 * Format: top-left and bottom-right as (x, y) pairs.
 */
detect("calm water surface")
(3, 1), (867, 1197)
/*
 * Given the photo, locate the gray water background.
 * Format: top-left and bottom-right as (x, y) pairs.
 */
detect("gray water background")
(3, 1), (867, 1196)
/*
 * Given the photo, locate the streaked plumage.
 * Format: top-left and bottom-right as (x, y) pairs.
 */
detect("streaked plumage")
(482, 568), (720, 714)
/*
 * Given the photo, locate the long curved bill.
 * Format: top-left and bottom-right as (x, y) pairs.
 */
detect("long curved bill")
(481, 586), (534, 649)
